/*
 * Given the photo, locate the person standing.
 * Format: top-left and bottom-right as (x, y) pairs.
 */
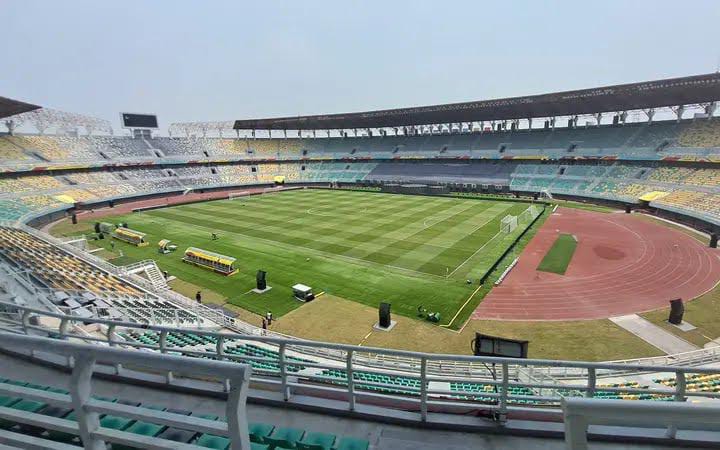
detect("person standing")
(195, 291), (202, 304)
(266, 311), (273, 326)
(261, 318), (267, 336)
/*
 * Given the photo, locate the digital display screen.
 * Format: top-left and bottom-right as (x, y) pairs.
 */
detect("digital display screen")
(122, 113), (158, 128)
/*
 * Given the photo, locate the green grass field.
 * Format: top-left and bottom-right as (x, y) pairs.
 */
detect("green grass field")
(77, 189), (540, 325)
(537, 233), (577, 275)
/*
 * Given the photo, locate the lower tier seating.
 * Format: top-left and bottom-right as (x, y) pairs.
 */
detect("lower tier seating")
(0, 377), (369, 450)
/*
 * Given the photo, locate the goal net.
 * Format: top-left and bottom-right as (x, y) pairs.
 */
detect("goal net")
(519, 205), (542, 224)
(228, 192), (246, 200)
(501, 215), (518, 234)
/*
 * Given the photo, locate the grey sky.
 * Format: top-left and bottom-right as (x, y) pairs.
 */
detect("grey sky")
(3, 0), (719, 133)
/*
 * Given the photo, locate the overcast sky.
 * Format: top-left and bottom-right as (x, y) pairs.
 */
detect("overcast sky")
(3, 0), (719, 133)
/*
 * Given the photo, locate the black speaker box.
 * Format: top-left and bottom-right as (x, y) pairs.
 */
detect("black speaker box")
(256, 270), (267, 290)
(379, 302), (391, 328)
(668, 299), (684, 325)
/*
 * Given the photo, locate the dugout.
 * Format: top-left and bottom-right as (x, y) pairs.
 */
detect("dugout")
(183, 247), (238, 276)
(112, 227), (149, 247)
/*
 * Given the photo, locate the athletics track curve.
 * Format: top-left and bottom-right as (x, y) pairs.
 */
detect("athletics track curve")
(473, 208), (720, 321)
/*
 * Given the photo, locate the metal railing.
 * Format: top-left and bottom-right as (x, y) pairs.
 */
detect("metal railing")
(562, 397), (720, 450)
(1, 300), (719, 426)
(0, 331), (252, 450)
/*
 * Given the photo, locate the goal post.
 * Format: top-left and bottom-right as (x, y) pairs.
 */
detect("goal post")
(519, 204), (542, 224)
(501, 215), (518, 234)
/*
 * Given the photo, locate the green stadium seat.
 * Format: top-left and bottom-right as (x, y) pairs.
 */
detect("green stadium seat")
(156, 426), (197, 444)
(0, 399), (48, 429)
(296, 431), (336, 450)
(335, 437), (370, 450)
(113, 420), (167, 449)
(100, 414), (135, 431)
(46, 410), (78, 443)
(19, 404), (73, 434)
(196, 433), (230, 449)
(0, 395), (21, 407)
(249, 422), (275, 443)
(265, 427), (305, 449)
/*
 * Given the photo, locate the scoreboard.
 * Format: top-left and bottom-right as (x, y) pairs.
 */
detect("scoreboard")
(121, 113), (158, 129)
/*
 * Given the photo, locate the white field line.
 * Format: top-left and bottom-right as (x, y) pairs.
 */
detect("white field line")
(446, 205), (535, 278)
(446, 228), (505, 278)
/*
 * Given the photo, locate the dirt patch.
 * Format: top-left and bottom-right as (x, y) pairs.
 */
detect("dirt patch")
(593, 245), (626, 260)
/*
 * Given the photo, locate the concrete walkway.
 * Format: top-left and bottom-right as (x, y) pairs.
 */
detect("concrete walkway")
(610, 314), (698, 355)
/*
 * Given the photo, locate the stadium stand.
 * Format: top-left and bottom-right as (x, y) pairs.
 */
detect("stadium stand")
(0, 227), (142, 296)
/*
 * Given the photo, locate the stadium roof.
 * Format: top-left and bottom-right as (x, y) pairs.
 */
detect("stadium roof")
(234, 73), (720, 130)
(0, 96), (41, 120)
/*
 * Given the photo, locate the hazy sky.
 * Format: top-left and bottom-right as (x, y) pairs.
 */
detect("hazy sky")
(3, 0), (719, 133)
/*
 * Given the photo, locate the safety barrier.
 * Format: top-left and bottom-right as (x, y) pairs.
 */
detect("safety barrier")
(0, 332), (252, 450)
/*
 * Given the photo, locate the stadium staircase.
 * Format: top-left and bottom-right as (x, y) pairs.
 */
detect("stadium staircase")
(120, 260), (169, 291)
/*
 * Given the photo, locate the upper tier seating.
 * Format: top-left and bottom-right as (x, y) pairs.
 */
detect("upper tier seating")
(366, 162), (516, 184)
(0, 136), (31, 161)
(677, 119), (720, 148)
(1, 118), (717, 164)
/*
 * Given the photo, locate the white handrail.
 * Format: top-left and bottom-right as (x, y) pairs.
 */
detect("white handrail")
(562, 397), (720, 450)
(0, 332), (252, 450)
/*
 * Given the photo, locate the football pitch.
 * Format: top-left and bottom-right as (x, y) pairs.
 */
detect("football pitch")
(88, 189), (543, 326)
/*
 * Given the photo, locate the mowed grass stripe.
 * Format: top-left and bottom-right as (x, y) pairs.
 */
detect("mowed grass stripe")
(344, 200), (488, 262)
(216, 191), (425, 233)
(366, 202), (510, 273)
(415, 203), (530, 275)
(184, 196), (456, 255)
(148, 197), (465, 274)
(146, 206), (445, 278)
(393, 202), (515, 273)
(340, 199), (483, 259)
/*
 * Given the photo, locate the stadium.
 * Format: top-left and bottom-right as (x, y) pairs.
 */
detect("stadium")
(1, 72), (719, 449)
(2, 5), (720, 446)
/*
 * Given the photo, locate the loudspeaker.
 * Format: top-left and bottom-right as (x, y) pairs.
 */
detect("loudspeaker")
(379, 302), (391, 328)
(625, 205), (632, 214)
(71, 214), (77, 224)
(668, 299), (684, 325)
(256, 270), (267, 291)
(710, 233), (718, 249)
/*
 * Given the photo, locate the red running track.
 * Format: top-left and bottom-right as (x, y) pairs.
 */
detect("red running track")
(473, 208), (720, 321)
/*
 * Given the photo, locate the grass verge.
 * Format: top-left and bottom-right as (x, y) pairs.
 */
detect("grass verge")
(537, 233), (577, 275)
